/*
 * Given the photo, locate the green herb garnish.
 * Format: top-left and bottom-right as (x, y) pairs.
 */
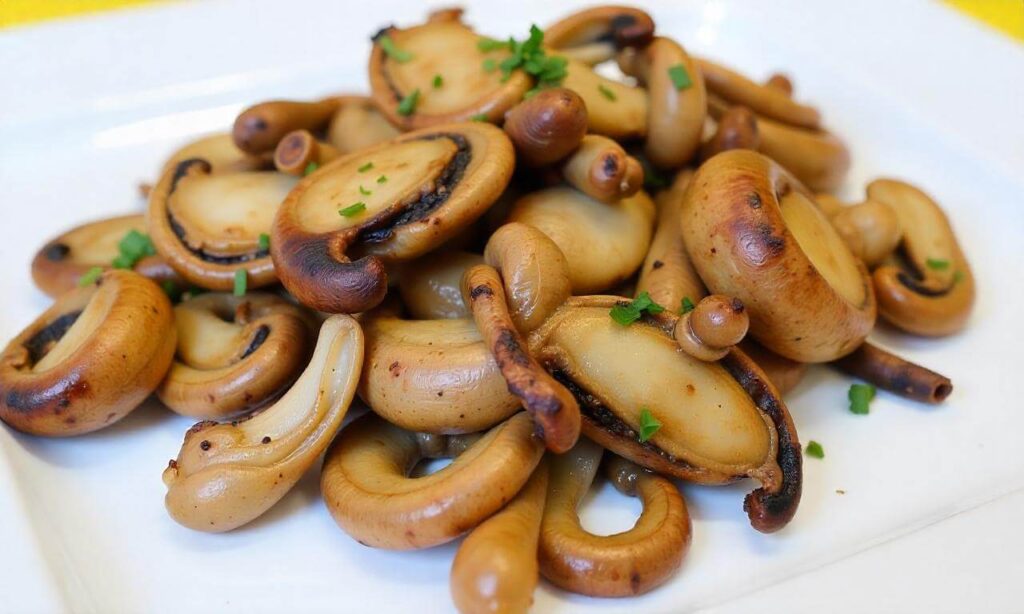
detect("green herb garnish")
(477, 38), (509, 52)
(610, 291), (665, 326)
(432, 74), (443, 88)
(848, 383), (876, 415)
(805, 440), (825, 459)
(339, 202), (367, 217)
(680, 296), (696, 314)
(637, 408), (662, 443)
(490, 25), (567, 89)
(376, 175), (388, 184)
(78, 266), (103, 287)
(304, 162), (319, 176)
(112, 229), (155, 269)
(668, 64), (692, 90)
(258, 233), (270, 251)
(926, 258), (950, 270)
(597, 83), (617, 101)
(233, 269), (247, 297)
(397, 88), (420, 116)
(470, 113), (488, 122)
(378, 34), (413, 62)
(357, 161), (374, 173)
(359, 185), (372, 196)
(482, 58), (498, 73)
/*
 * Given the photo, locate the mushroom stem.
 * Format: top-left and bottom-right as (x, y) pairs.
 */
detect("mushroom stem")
(232, 96), (342, 155)
(700, 105), (760, 161)
(832, 342), (953, 404)
(697, 57), (820, 129)
(273, 129), (342, 175)
(561, 135), (643, 202)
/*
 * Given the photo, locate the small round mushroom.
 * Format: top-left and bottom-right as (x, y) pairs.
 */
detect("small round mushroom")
(232, 96), (343, 156)
(696, 57), (821, 129)
(156, 293), (314, 420)
(538, 439), (691, 597)
(674, 295), (750, 361)
(326, 96), (401, 154)
(830, 198), (903, 267)
(397, 251), (483, 320)
(503, 88), (588, 167)
(163, 314), (363, 532)
(273, 129), (342, 176)
(561, 134), (644, 202)
(320, 411), (545, 549)
(30, 214), (182, 298)
(0, 270), (176, 436)
(544, 5), (655, 65)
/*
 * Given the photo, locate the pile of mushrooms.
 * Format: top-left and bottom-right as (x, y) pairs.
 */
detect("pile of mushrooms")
(1, 5), (972, 611)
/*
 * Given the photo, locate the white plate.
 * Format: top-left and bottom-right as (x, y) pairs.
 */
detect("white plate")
(1, 1), (1023, 612)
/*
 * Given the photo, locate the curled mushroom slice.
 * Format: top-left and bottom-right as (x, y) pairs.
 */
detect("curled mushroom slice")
(618, 36), (707, 169)
(163, 315), (363, 532)
(161, 132), (269, 175)
(271, 122), (514, 313)
(31, 214), (181, 298)
(320, 411), (545, 549)
(368, 18), (532, 129)
(397, 251), (483, 320)
(326, 96), (401, 154)
(148, 158), (298, 291)
(463, 265), (581, 453)
(450, 459), (549, 614)
(503, 88), (589, 168)
(156, 293), (314, 420)
(0, 270), (176, 436)
(866, 179), (975, 336)
(539, 438), (691, 597)
(233, 96), (342, 156)
(359, 311), (520, 434)
(544, 5), (655, 65)
(561, 58), (648, 140)
(508, 186), (655, 294)
(696, 57), (820, 130)
(561, 135), (644, 202)
(273, 129), (342, 176)
(529, 296), (802, 532)
(681, 150), (875, 362)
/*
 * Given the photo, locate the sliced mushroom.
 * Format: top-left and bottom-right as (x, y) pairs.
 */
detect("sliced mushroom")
(233, 96), (343, 156)
(326, 96), (401, 154)
(320, 411), (545, 549)
(148, 158), (298, 291)
(397, 251), (483, 320)
(561, 134), (644, 202)
(681, 150), (875, 362)
(697, 57), (820, 129)
(359, 310), (520, 434)
(529, 296), (802, 532)
(161, 132), (269, 175)
(369, 18), (532, 129)
(0, 270), (176, 436)
(271, 121), (514, 313)
(503, 88), (588, 167)
(450, 458), (549, 614)
(156, 293), (314, 420)
(544, 6), (655, 65)
(867, 179), (975, 336)
(31, 214), (181, 298)
(163, 314), (363, 532)
(539, 438), (691, 596)
(560, 58), (648, 140)
(507, 186), (655, 294)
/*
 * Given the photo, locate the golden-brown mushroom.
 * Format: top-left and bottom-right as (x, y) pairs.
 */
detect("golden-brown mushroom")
(697, 57), (820, 129)
(320, 411), (545, 549)
(765, 73), (794, 96)
(232, 96), (343, 156)
(156, 293), (314, 419)
(462, 264), (581, 453)
(450, 459), (549, 614)
(674, 294), (750, 361)
(397, 251), (483, 320)
(326, 96), (402, 154)
(160, 132), (270, 175)
(681, 150), (876, 362)
(829, 198), (903, 267)
(561, 134), (644, 202)
(30, 214), (182, 298)
(271, 121), (514, 314)
(740, 340), (808, 396)
(700, 105), (760, 161)
(833, 342), (952, 404)
(502, 88), (588, 167)
(544, 6), (655, 65)
(539, 438), (691, 597)
(867, 179), (975, 336)
(560, 58), (649, 140)
(507, 186), (655, 294)
(273, 129), (342, 176)
(0, 270), (176, 436)
(163, 314), (363, 532)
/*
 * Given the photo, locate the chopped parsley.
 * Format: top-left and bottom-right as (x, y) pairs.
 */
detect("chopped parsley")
(303, 162), (319, 176)
(357, 161), (374, 173)
(668, 64), (693, 90)
(610, 291), (665, 326)
(359, 185), (372, 196)
(397, 88), (420, 116)
(78, 266), (103, 287)
(432, 74), (443, 88)
(597, 83), (617, 101)
(637, 408), (662, 443)
(233, 269), (247, 297)
(258, 233), (270, 251)
(112, 229), (155, 269)
(376, 175), (388, 184)
(339, 202), (367, 217)
(470, 113), (488, 122)
(848, 383), (876, 415)
(680, 296), (696, 314)
(479, 25), (567, 89)
(477, 37), (508, 52)
(926, 258), (950, 270)
(378, 34), (413, 63)
(805, 440), (825, 459)
(482, 58), (498, 73)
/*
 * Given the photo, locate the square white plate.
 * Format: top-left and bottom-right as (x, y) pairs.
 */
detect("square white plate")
(1, 1), (1023, 612)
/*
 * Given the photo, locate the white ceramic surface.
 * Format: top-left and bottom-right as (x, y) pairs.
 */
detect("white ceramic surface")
(1, 1), (1022, 612)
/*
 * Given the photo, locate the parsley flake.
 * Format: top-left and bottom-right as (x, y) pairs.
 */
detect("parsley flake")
(848, 383), (876, 415)
(638, 408), (662, 443)
(339, 202), (367, 217)
(357, 161), (374, 173)
(378, 35), (413, 63)
(112, 230), (155, 269)
(376, 175), (388, 184)
(926, 258), (950, 270)
(477, 38), (510, 52)
(470, 113), (488, 122)
(680, 296), (696, 314)
(397, 88), (420, 116)
(304, 162), (319, 176)
(805, 440), (825, 459)
(233, 269), (247, 297)
(432, 74), (443, 88)
(487, 25), (567, 89)
(668, 64), (692, 90)
(78, 266), (103, 287)
(610, 291), (665, 326)
(597, 84), (617, 101)
(482, 58), (498, 73)
(359, 185), (372, 196)
(258, 233), (270, 251)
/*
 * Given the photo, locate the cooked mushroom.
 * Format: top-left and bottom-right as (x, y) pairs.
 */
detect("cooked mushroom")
(0, 270), (176, 436)
(359, 310), (521, 434)
(508, 186), (655, 294)
(529, 296), (802, 532)
(674, 294), (750, 362)
(560, 58), (648, 140)
(161, 132), (270, 175)
(833, 342), (952, 404)
(700, 105), (760, 161)
(697, 57), (820, 129)
(561, 134), (644, 202)
(326, 96), (401, 154)
(450, 459), (549, 613)
(866, 179), (974, 336)
(397, 251), (483, 320)
(368, 18), (532, 129)
(233, 96), (343, 156)
(544, 5), (655, 65)
(271, 121), (514, 313)
(148, 158), (297, 291)
(681, 150), (875, 362)
(31, 214), (182, 298)
(273, 129), (342, 176)
(320, 411), (544, 549)
(156, 293), (314, 419)
(503, 88), (588, 167)
(539, 438), (691, 596)
(740, 340), (808, 396)
(829, 198), (903, 267)
(163, 314), (363, 532)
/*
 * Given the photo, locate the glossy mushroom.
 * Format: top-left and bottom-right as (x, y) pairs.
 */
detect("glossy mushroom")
(700, 105), (760, 161)
(320, 411), (545, 549)
(156, 293), (314, 420)
(271, 121), (514, 313)
(539, 438), (691, 597)
(674, 294), (750, 362)
(560, 58), (649, 141)
(561, 135), (644, 202)
(233, 96), (343, 156)
(681, 150), (876, 362)
(503, 88), (588, 168)
(0, 270), (176, 436)
(834, 342), (952, 404)
(829, 197), (903, 267)
(696, 57), (820, 129)
(273, 129), (342, 176)
(160, 132), (270, 175)
(544, 5), (655, 65)
(163, 314), (363, 532)
(397, 251), (483, 320)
